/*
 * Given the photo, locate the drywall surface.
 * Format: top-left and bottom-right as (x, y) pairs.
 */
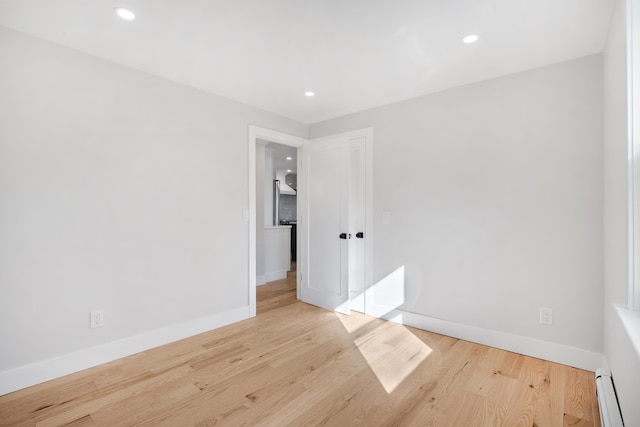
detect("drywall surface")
(0, 26), (307, 373)
(603, 0), (640, 424)
(311, 55), (604, 354)
(604, 0), (630, 317)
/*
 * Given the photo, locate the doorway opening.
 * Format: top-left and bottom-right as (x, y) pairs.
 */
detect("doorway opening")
(256, 263), (297, 315)
(256, 140), (298, 294)
(248, 125), (373, 318)
(248, 126), (306, 317)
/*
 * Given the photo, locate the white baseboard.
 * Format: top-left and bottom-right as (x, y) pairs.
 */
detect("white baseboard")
(257, 270), (288, 286)
(371, 307), (604, 372)
(0, 303), (605, 397)
(0, 306), (250, 396)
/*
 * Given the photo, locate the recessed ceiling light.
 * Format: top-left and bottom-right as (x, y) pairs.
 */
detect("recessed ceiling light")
(463, 34), (479, 44)
(286, 157), (292, 160)
(287, 169), (292, 173)
(115, 8), (136, 21)
(304, 91), (315, 97)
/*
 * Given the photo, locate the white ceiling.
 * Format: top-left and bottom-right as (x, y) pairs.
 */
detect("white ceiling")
(0, 0), (615, 124)
(267, 142), (298, 175)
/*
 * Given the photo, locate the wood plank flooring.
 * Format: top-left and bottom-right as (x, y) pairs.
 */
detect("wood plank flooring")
(0, 266), (600, 426)
(256, 263), (298, 315)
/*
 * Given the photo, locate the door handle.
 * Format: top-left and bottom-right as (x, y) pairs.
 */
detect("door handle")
(356, 232), (364, 238)
(339, 233), (352, 239)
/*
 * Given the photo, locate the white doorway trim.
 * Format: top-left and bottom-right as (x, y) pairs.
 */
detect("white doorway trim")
(248, 125), (307, 317)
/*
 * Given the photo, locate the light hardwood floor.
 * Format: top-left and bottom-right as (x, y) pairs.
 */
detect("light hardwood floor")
(0, 265), (600, 426)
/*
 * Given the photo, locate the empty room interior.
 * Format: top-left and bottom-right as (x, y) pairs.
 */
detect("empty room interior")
(1, 0), (639, 426)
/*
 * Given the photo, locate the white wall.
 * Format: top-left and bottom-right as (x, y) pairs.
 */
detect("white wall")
(311, 55), (604, 357)
(262, 227), (291, 284)
(0, 26), (306, 389)
(603, 0), (640, 424)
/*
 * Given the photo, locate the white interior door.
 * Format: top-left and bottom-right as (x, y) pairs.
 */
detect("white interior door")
(301, 135), (351, 314)
(349, 138), (366, 312)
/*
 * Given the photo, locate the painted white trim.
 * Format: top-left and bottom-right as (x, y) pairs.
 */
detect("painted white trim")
(373, 308), (604, 372)
(629, 0), (640, 310)
(0, 306), (249, 396)
(297, 138), (306, 300)
(248, 125), (307, 317)
(615, 303), (640, 361)
(363, 130), (374, 315)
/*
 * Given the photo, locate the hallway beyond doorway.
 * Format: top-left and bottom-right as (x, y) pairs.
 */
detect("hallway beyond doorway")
(257, 262), (297, 315)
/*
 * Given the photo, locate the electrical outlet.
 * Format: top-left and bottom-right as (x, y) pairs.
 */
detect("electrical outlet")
(382, 211), (391, 225)
(90, 310), (104, 329)
(539, 307), (553, 326)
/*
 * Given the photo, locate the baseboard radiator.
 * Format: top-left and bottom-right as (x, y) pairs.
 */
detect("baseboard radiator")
(595, 368), (624, 427)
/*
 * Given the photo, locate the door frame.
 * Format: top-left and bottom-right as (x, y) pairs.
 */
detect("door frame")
(248, 126), (307, 317)
(248, 125), (373, 317)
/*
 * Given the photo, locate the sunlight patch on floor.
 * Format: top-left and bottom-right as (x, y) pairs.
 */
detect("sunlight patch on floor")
(353, 322), (432, 393)
(334, 264), (431, 393)
(335, 311), (375, 333)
